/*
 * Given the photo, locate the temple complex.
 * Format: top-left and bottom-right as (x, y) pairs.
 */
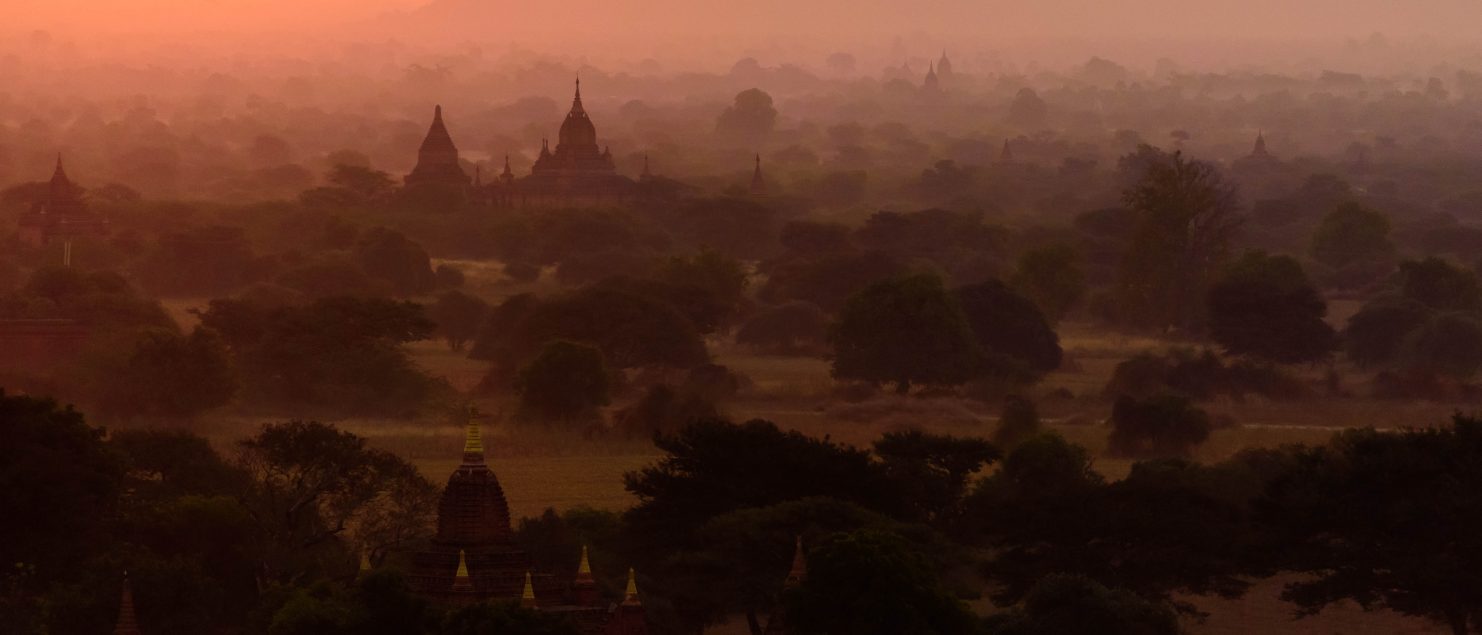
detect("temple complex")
(491, 79), (641, 208)
(406, 417), (649, 634)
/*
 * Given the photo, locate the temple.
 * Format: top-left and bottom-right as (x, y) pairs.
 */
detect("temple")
(1233, 130), (1280, 173)
(750, 154), (768, 195)
(405, 105), (472, 189)
(763, 537), (808, 635)
(18, 156), (107, 256)
(923, 62), (941, 92)
(483, 79), (642, 208)
(406, 416), (649, 634)
(936, 51), (954, 80)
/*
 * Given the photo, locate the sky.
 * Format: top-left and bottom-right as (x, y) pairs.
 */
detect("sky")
(9, 0), (1482, 38)
(6, 0), (1482, 70)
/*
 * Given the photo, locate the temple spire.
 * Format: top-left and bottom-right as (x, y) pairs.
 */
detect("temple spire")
(623, 567), (641, 606)
(571, 76), (585, 115)
(520, 571), (537, 608)
(784, 536), (807, 589)
(452, 550), (473, 592)
(113, 572), (141, 635)
(461, 412), (485, 466)
(750, 154), (766, 194)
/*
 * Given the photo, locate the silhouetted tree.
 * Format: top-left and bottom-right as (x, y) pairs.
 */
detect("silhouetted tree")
(735, 301), (830, 355)
(1207, 251), (1336, 364)
(1262, 416), (1482, 635)
(82, 326), (237, 419)
(428, 290), (488, 351)
(1108, 393), (1211, 458)
(1310, 202), (1394, 270)
(832, 273), (982, 393)
(1010, 245), (1086, 323)
(954, 280), (1063, 380)
(1117, 148), (1241, 331)
(515, 340), (611, 425)
(353, 227), (436, 296)
(984, 574), (1179, 635)
(1344, 296), (1431, 368)
(785, 529), (980, 635)
(1399, 257), (1481, 312)
(716, 88), (778, 142)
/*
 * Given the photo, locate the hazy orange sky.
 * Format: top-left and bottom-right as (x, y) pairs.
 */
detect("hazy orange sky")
(10, 0), (1482, 39)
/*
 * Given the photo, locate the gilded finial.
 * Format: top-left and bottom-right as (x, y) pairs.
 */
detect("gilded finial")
(623, 567), (640, 605)
(521, 570), (537, 607)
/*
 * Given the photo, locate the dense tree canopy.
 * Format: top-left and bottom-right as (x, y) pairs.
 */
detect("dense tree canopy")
(832, 273), (982, 393)
(1207, 251), (1336, 364)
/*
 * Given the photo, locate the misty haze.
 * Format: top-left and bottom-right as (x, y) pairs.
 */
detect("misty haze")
(4, 2), (1482, 634)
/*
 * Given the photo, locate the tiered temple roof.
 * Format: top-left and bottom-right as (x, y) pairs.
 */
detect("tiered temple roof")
(408, 415), (649, 634)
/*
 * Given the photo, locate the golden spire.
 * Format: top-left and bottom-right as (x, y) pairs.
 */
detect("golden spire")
(623, 567), (641, 605)
(520, 570), (537, 608)
(452, 550), (473, 592)
(359, 552), (373, 574)
(461, 406), (485, 465)
(578, 545), (592, 576)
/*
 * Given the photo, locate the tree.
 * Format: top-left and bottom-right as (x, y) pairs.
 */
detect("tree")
(826, 52), (857, 75)
(0, 391), (122, 587)
(1009, 245), (1086, 323)
(83, 326), (238, 419)
(832, 273), (982, 393)
(1344, 296), (1430, 368)
(1310, 202), (1394, 270)
(1007, 88), (1048, 128)
(785, 529), (980, 635)
(201, 297), (438, 416)
(1401, 312), (1482, 378)
(515, 340), (611, 425)
(954, 280), (1063, 380)
(137, 226), (263, 296)
(428, 290), (488, 351)
(716, 88), (778, 142)
(327, 164), (396, 201)
(353, 227), (436, 296)
(623, 419), (906, 537)
(476, 281), (709, 372)
(873, 430), (999, 524)
(985, 574), (1179, 635)
(735, 301), (830, 355)
(1262, 416), (1482, 635)
(1116, 148), (1242, 331)
(1399, 257), (1481, 312)
(237, 421), (435, 585)
(658, 248), (749, 326)
(1107, 394), (1211, 458)
(993, 395), (1041, 450)
(1207, 251), (1336, 364)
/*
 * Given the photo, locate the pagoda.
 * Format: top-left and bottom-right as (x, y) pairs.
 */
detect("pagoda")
(405, 105), (472, 188)
(494, 79), (641, 208)
(18, 155), (107, 263)
(407, 415), (650, 634)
